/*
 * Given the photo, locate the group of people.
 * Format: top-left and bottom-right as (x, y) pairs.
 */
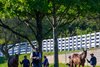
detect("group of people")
(8, 48), (49, 67)
(67, 53), (97, 67)
(29, 48), (49, 67)
(8, 47), (97, 67)
(20, 48), (49, 67)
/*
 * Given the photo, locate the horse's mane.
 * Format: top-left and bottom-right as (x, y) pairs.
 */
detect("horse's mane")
(80, 50), (87, 59)
(72, 53), (80, 58)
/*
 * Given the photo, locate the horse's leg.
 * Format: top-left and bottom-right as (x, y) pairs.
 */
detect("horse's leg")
(78, 64), (80, 67)
(82, 64), (84, 67)
(75, 64), (77, 67)
(71, 62), (73, 67)
(73, 64), (76, 67)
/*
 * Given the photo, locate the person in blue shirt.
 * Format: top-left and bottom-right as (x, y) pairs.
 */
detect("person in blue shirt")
(87, 53), (97, 67)
(42, 56), (49, 67)
(20, 56), (30, 67)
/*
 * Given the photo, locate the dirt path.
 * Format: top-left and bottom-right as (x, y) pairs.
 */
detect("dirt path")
(47, 48), (100, 65)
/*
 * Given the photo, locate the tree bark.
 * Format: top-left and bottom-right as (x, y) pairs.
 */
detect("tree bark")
(35, 11), (43, 67)
(53, 1), (59, 67)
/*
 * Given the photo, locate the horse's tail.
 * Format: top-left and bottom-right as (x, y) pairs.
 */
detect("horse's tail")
(8, 56), (14, 67)
(72, 60), (74, 67)
(8, 56), (11, 67)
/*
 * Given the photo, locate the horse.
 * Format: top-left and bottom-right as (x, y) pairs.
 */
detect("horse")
(8, 54), (19, 67)
(71, 49), (87, 67)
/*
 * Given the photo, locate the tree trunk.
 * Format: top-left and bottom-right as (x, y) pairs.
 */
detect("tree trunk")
(53, 27), (59, 67)
(0, 48), (9, 59)
(35, 11), (43, 67)
(53, 1), (59, 67)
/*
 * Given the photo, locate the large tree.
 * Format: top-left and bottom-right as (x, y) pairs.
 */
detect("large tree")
(46, 0), (100, 67)
(0, 0), (100, 67)
(0, 1), (49, 66)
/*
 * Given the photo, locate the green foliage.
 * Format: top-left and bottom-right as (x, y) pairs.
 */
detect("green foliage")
(0, 39), (5, 44)
(0, 0), (49, 18)
(0, 0), (99, 38)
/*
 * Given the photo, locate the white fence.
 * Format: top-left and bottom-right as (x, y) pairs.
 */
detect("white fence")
(0, 32), (100, 56)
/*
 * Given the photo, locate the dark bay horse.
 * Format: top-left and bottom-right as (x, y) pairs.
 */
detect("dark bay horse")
(8, 54), (19, 67)
(71, 49), (87, 67)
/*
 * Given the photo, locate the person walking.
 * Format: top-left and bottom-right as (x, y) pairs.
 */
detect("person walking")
(30, 48), (41, 67)
(42, 56), (49, 67)
(20, 56), (30, 67)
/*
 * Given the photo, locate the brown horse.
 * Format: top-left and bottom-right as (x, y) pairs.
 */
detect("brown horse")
(71, 49), (87, 67)
(8, 54), (19, 67)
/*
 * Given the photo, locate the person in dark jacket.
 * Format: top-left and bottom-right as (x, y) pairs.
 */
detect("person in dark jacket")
(30, 48), (41, 67)
(87, 53), (97, 67)
(42, 56), (49, 67)
(20, 56), (30, 67)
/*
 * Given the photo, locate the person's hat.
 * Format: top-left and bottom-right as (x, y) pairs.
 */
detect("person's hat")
(90, 53), (94, 55)
(35, 48), (39, 51)
(68, 56), (71, 58)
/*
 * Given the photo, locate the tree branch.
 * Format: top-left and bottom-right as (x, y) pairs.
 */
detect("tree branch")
(24, 19), (37, 38)
(57, 12), (80, 29)
(46, 16), (53, 27)
(0, 19), (35, 49)
(17, 16), (37, 39)
(57, 1), (72, 24)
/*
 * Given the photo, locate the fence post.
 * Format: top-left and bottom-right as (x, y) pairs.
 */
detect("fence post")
(72, 36), (74, 51)
(76, 36), (78, 50)
(60, 38), (62, 52)
(80, 35), (82, 49)
(46, 40), (48, 52)
(64, 38), (66, 51)
(89, 33), (91, 49)
(85, 34), (87, 49)
(25, 43), (28, 54)
(99, 32), (100, 47)
(68, 37), (70, 51)
(12, 45), (14, 55)
(49, 39), (51, 52)
(94, 32), (96, 48)
(18, 43), (21, 54)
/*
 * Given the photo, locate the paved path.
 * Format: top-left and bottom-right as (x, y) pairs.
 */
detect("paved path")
(47, 48), (100, 65)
